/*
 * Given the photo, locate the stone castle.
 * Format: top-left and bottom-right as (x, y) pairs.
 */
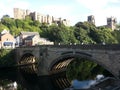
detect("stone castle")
(13, 8), (70, 26)
(13, 8), (117, 30)
(87, 15), (117, 30)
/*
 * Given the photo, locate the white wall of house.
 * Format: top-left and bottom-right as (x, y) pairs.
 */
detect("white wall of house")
(32, 35), (40, 45)
(0, 30), (15, 49)
(39, 38), (54, 45)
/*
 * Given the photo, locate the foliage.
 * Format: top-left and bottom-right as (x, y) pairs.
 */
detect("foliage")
(0, 15), (120, 45)
(1, 16), (42, 36)
(89, 28), (118, 44)
(112, 30), (120, 43)
(74, 22), (118, 44)
(66, 58), (113, 81)
(0, 22), (8, 32)
(0, 49), (16, 67)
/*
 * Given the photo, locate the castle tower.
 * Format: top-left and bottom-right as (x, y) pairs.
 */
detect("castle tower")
(13, 8), (26, 19)
(87, 15), (95, 25)
(107, 17), (117, 30)
(26, 9), (30, 16)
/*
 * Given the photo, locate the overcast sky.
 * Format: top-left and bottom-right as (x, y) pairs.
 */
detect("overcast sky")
(0, 0), (120, 26)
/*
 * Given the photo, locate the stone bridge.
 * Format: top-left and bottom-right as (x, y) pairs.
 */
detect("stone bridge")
(15, 44), (120, 79)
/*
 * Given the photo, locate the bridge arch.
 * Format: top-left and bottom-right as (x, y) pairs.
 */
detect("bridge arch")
(49, 52), (114, 77)
(19, 53), (37, 65)
(49, 52), (115, 89)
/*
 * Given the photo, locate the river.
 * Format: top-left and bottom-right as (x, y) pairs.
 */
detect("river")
(0, 65), (62, 90)
(0, 64), (119, 90)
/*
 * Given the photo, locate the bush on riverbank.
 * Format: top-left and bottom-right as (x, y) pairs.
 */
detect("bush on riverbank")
(0, 49), (16, 67)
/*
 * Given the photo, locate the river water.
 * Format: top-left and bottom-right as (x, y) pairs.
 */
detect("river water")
(0, 65), (97, 90)
(0, 65), (62, 90)
(0, 64), (118, 90)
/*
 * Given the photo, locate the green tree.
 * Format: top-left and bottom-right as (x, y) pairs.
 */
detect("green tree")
(74, 27), (94, 44)
(15, 19), (24, 28)
(0, 22), (9, 31)
(33, 20), (40, 27)
(91, 28), (117, 44)
(74, 22), (96, 44)
(112, 30), (120, 43)
(47, 24), (61, 43)
(1, 17), (16, 29)
(75, 21), (96, 32)
(0, 49), (15, 67)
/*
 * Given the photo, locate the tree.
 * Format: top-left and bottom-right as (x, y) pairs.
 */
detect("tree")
(2, 14), (10, 18)
(15, 19), (23, 28)
(47, 24), (61, 43)
(0, 22), (9, 32)
(33, 20), (40, 27)
(75, 21), (96, 32)
(91, 28), (118, 44)
(74, 27), (94, 44)
(1, 17), (16, 29)
(74, 22), (97, 44)
(112, 30), (120, 43)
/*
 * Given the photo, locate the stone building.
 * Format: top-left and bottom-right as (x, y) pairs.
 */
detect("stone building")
(87, 15), (95, 25)
(106, 17), (117, 30)
(29, 12), (53, 24)
(18, 31), (53, 46)
(0, 29), (15, 48)
(13, 8), (70, 26)
(87, 15), (117, 30)
(14, 8), (30, 19)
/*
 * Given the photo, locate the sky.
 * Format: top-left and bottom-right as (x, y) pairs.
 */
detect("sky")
(0, 0), (120, 26)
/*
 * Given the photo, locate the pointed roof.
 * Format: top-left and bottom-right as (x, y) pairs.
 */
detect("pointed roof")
(25, 35), (36, 40)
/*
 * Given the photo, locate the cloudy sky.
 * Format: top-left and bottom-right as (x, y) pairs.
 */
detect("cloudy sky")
(0, 0), (120, 26)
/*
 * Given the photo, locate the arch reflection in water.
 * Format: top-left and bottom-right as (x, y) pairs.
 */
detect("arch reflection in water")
(0, 65), (65, 90)
(49, 56), (117, 90)
(19, 63), (38, 74)
(50, 58), (74, 89)
(66, 58), (120, 89)
(18, 64), (63, 90)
